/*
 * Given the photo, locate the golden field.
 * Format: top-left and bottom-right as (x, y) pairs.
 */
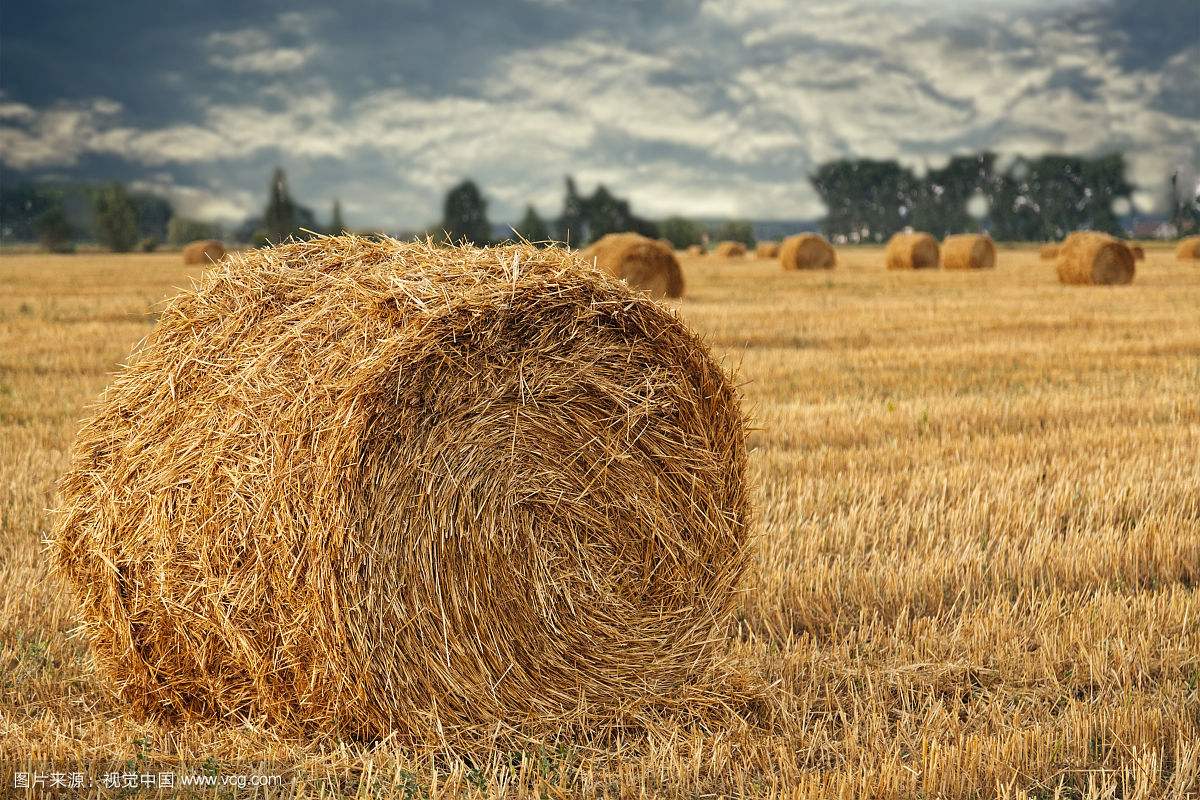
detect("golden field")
(1, 244), (1198, 798)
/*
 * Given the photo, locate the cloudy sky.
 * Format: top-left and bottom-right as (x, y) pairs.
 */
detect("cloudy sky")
(1, 0), (1197, 229)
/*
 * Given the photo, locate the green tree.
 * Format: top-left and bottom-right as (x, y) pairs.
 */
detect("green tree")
(659, 216), (703, 248)
(93, 183), (139, 252)
(989, 154), (1132, 240)
(555, 177), (588, 246)
(34, 205), (73, 252)
(167, 217), (223, 246)
(811, 159), (918, 242)
(713, 219), (755, 247)
(262, 167), (298, 244)
(330, 199), (347, 234)
(440, 180), (491, 245)
(908, 154), (997, 237)
(513, 204), (550, 244)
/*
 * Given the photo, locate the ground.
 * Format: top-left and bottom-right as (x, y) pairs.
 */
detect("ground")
(1, 245), (1197, 798)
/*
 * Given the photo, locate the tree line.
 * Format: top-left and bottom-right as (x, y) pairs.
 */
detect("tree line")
(3, 151), (1195, 253)
(810, 151), (1197, 242)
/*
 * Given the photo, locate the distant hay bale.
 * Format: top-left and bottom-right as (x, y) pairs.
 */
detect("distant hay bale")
(779, 234), (836, 270)
(941, 233), (996, 270)
(713, 241), (747, 258)
(755, 241), (780, 259)
(1056, 232), (1135, 285)
(884, 232), (939, 270)
(51, 236), (750, 745)
(1177, 236), (1200, 260)
(686, 244), (704, 256)
(579, 233), (685, 298)
(1130, 245), (1145, 261)
(181, 239), (226, 265)
(1039, 244), (1060, 260)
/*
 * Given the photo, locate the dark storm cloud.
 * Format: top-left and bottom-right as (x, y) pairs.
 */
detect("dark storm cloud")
(1, 0), (1197, 226)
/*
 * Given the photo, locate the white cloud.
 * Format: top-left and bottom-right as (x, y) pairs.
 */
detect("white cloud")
(206, 18), (318, 74)
(129, 177), (255, 223)
(1, 3), (1197, 224)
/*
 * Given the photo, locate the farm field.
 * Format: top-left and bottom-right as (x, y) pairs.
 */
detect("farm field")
(1, 244), (1199, 798)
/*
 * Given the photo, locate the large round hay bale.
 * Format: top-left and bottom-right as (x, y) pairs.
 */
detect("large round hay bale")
(1177, 236), (1200, 260)
(884, 232), (939, 270)
(181, 239), (226, 265)
(1056, 232), (1135, 285)
(1039, 244), (1059, 260)
(578, 232), (684, 298)
(713, 241), (747, 258)
(686, 244), (704, 256)
(941, 233), (996, 270)
(755, 241), (780, 259)
(1130, 245), (1145, 261)
(51, 237), (749, 744)
(779, 234), (836, 270)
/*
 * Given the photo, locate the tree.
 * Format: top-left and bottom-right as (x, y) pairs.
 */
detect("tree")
(513, 204), (550, 244)
(713, 219), (755, 247)
(440, 180), (491, 245)
(811, 159), (920, 242)
(330, 199), (347, 234)
(659, 216), (703, 248)
(908, 154), (996, 237)
(34, 205), (73, 252)
(262, 167), (298, 244)
(555, 177), (588, 246)
(130, 192), (173, 242)
(554, 176), (658, 245)
(167, 217), (223, 246)
(93, 183), (139, 252)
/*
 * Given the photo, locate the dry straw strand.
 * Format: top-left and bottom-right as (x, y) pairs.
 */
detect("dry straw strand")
(885, 232), (939, 270)
(779, 234), (836, 271)
(181, 239), (226, 265)
(50, 236), (752, 747)
(578, 232), (685, 298)
(1055, 231), (1135, 285)
(941, 233), (996, 270)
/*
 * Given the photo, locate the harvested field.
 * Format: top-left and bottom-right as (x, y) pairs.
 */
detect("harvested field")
(2, 244), (1199, 798)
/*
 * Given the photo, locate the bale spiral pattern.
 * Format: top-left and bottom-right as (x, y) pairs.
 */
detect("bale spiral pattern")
(578, 233), (685, 298)
(779, 234), (836, 270)
(51, 237), (750, 744)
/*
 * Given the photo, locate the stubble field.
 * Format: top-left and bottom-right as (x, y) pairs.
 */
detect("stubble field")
(1, 245), (1198, 798)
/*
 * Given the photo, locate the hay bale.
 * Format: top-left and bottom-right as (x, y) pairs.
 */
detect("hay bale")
(51, 236), (750, 744)
(686, 244), (704, 256)
(1039, 244), (1059, 260)
(579, 233), (685, 298)
(941, 233), (996, 270)
(713, 241), (747, 258)
(657, 237), (676, 251)
(1176, 236), (1200, 260)
(779, 234), (836, 270)
(181, 239), (226, 265)
(1130, 245), (1145, 261)
(755, 241), (780, 259)
(884, 232), (939, 270)
(1055, 232), (1135, 285)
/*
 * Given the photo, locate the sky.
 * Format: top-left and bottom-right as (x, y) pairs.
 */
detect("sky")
(1, 0), (1197, 229)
